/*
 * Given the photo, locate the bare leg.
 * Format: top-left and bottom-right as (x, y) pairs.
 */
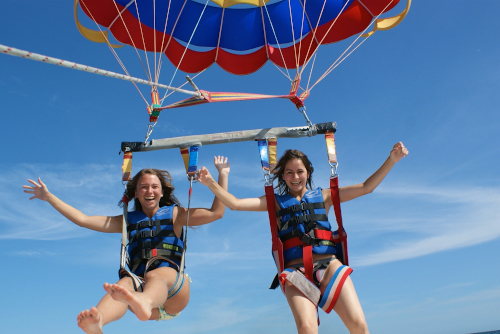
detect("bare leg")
(77, 276), (132, 333)
(285, 282), (319, 334)
(104, 266), (177, 321)
(333, 278), (369, 334)
(320, 259), (369, 334)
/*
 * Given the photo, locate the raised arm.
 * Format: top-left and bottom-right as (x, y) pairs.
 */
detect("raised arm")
(176, 156), (234, 227)
(197, 165), (267, 212)
(23, 178), (122, 233)
(333, 142), (408, 204)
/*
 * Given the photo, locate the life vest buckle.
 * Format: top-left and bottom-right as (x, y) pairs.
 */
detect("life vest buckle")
(140, 230), (154, 238)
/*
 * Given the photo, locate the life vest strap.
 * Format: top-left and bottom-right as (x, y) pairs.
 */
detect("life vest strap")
(277, 202), (325, 217)
(129, 242), (183, 261)
(127, 218), (173, 232)
(280, 214), (329, 231)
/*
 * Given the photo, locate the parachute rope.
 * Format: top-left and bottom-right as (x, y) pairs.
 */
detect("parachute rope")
(309, 0), (399, 91)
(131, 0), (154, 83)
(78, 0), (149, 105)
(262, 0), (292, 81)
(214, 2), (227, 62)
(155, 0), (173, 84)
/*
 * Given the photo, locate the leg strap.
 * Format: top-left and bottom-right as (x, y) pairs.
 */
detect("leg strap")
(279, 268), (321, 306)
(118, 267), (145, 292)
(318, 265), (353, 314)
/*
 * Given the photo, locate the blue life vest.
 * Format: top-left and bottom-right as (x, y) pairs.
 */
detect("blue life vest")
(275, 188), (337, 263)
(127, 205), (184, 275)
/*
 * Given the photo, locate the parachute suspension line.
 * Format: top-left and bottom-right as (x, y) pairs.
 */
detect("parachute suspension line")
(309, 36), (370, 90)
(160, 70), (206, 103)
(286, 0), (300, 72)
(131, 0), (154, 83)
(262, 1), (292, 81)
(305, 52), (318, 92)
(160, 0), (210, 105)
(297, 0), (329, 77)
(214, 1), (227, 61)
(299, 0), (349, 77)
(309, 0), (398, 91)
(155, 0), (173, 84)
(79, 0), (149, 106)
(296, 0), (309, 73)
(107, 0), (154, 83)
(259, 1), (271, 61)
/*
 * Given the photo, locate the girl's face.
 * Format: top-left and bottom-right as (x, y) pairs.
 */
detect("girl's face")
(135, 173), (163, 214)
(282, 158), (309, 196)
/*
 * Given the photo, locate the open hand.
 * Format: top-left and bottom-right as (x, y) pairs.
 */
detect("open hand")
(389, 142), (409, 163)
(214, 156), (230, 176)
(23, 177), (50, 201)
(197, 167), (214, 186)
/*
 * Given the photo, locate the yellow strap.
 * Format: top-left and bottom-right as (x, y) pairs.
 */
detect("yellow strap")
(122, 151), (133, 182)
(74, 0), (123, 48)
(268, 138), (277, 173)
(180, 148), (190, 173)
(325, 132), (337, 164)
(361, 0), (411, 37)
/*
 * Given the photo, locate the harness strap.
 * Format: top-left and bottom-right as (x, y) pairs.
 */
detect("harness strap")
(277, 202), (325, 217)
(330, 176), (348, 265)
(280, 213), (329, 230)
(127, 218), (173, 231)
(265, 184), (285, 292)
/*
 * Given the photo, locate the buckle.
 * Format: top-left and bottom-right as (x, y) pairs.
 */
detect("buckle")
(301, 234), (313, 245)
(140, 230), (150, 238)
(141, 249), (152, 259)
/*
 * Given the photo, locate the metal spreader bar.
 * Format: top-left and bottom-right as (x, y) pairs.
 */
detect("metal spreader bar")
(0, 44), (201, 97)
(121, 122), (337, 152)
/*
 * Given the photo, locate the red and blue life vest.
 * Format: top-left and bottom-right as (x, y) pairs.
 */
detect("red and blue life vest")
(127, 205), (184, 275)
(275, 188), (337, 264)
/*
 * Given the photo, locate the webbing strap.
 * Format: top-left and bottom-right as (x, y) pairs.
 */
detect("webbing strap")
(268, 138), (277, 173)
(187, 146), (198, 175)
(258, 140), (270, 172)
(277, 202), (325, 217)
(148, 89), (161, 123)
(325, 131), (337, 164)
(330, 176), (348, 265)
(303, 245), (314, 282)
(122, 151), (132, 182)
(265, 185), (285, 292)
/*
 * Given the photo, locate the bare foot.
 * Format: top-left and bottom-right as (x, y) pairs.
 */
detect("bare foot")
(77, 307), (102, 334)
(103, 282), (152, 321)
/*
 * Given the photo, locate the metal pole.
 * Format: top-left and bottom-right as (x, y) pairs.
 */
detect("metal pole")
(0, 44), (201, 97)
(121, 122), (337, 152)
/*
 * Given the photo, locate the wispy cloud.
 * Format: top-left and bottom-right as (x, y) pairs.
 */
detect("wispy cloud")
(352, 184), (500, 267)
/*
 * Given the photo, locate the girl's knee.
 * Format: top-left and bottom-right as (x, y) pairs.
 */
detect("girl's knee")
(348, 317), (369, 334)
(296, 320), (318, 334)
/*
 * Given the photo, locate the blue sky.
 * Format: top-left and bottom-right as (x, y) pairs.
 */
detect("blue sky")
(1, 1), (499, 333)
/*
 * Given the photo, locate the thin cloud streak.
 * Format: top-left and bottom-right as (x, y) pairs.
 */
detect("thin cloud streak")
(353, 184), (500, 267)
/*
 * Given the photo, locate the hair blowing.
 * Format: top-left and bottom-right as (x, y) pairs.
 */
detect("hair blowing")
(118, 168), (181, 211)
(271, 149), (315, 195)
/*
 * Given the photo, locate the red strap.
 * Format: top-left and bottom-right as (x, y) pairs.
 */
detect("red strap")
(330, 176), (349, 265)
(282, 230), (333, 250)
(302, 245), (314, 282)
(264, 185), (285, 291)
